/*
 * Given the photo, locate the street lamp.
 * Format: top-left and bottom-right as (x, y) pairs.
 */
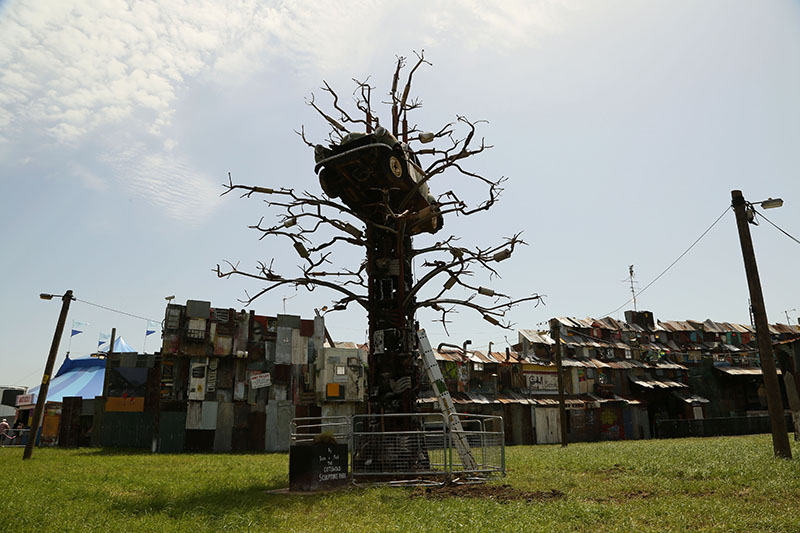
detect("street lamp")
(24, 290), (74, 460)
(757, 197), (783, 210)
(731, 190), (791, 459)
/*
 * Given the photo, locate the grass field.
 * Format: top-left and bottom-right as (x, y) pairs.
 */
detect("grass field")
(4, 435), (800, 532)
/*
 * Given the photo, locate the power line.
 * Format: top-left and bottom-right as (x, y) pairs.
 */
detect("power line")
(75, 298), (161, 323)
(10, 364), (46, 386)
(755, 208), (800, 247)
(603, 205), (732, 317)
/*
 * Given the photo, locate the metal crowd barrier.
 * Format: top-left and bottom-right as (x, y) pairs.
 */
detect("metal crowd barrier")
(448, 414), (505, 482)
(0, 428), (31, 447)
(350, 412), (505, 486)
(290, 416), (352, 447)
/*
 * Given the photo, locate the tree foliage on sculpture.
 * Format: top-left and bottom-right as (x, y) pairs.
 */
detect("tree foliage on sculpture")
(217, 51), (542, 331)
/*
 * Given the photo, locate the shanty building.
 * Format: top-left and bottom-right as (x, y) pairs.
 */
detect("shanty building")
(98, 299), (366, 453)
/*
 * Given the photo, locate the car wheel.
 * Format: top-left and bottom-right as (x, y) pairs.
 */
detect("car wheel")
(388, 156), (403, 178)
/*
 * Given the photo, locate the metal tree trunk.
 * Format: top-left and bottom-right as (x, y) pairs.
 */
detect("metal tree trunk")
(366, 224), (418, 421)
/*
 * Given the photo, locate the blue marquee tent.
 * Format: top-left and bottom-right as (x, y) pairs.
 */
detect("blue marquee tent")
(28, 355), (106, 403)
(97, 336), (136, 354)
(27, 336), (138, 402)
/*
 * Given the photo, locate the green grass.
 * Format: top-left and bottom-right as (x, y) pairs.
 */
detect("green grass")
(4, 435), (800, 532)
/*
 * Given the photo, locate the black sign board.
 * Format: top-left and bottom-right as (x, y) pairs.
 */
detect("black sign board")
(289, 443), (349, 491)
(1, 389), (23, 407)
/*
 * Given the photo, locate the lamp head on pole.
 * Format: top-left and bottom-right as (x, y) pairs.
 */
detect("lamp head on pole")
(758, 197), (784, 210)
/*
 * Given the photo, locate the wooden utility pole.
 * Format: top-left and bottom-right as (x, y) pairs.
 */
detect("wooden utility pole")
(102, 328), (116, 398)
(731, 189), (791, 459)
(24, 290), (73, 460)
(549, 318), (568, 447)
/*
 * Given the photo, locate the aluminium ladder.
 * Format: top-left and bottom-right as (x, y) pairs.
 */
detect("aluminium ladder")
(417, 329), (478, 471)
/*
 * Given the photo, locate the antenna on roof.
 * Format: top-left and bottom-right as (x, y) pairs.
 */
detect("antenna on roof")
(624, 265), (638, 312)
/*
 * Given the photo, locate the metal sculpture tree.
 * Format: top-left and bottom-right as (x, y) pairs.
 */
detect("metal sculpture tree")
(217, 51), (541, 424)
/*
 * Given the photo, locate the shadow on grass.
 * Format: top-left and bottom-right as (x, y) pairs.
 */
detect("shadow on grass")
(107, 482), (334, 520)
(76, 447), (288, 458)
(76, 447), (153, 456)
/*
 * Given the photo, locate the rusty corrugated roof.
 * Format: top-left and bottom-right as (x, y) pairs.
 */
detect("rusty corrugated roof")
(702, 319), (726, 334)
(672, 390), (710, 404)
(519, 329), (555, 345)
(652, 361), (687, 370)
(714, 366), (781, 376)
(629, 376), (688, 389)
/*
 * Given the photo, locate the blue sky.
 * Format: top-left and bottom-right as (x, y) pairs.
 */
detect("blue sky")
(2, 1), (799, 388)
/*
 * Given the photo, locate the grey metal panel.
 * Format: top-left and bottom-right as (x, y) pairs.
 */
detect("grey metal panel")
(271, 384), (288, 401)
(247, 378), (257, 405)
(212, 308), (231, 322)
(186, 300), (211, 319)
(265, 400), (294, 452)
(102, 412), (154, 448)
(276, 326), (293, 364)
(214, 402), (233, 452)
(265, 339), (276, 362)
(277, 314), (301, 329)
(186, 401), (203, 430)
(158, 411), (186, 453)
(80, 398), (96, 416)
(215, 359), (234, 390)
(312, 316), (325, 365)
(120, 353), (138, 368)
(235, 312), (249, 356)
(201, 401), (218, 430)
(291, 330), (307, 365)
(214, 389), (233, 403)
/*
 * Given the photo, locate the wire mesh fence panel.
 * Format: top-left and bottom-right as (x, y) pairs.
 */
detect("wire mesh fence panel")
(351, 413), (449, 485)
(449, 413), (505, 480)
(350, 412), (505, 485)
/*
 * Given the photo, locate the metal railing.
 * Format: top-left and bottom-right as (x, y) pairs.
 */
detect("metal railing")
(290, 416), (351, 447)
(0, 428), (31, 447)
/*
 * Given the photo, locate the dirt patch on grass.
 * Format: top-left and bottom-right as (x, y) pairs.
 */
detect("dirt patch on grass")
(598, 463), (629, 475)
(411, 484), (564, 503)
(591, 490), (653, 503)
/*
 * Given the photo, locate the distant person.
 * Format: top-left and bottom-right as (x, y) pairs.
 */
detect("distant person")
(0, 419), (13, 444)
(12, 420), (26, 444)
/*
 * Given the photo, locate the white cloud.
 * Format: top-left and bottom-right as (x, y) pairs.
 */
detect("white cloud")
(1, 0), (574, 143)
(101, 142), (221, 227)
(71, 164), (108, 191)
(0, 0), (574, 221)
